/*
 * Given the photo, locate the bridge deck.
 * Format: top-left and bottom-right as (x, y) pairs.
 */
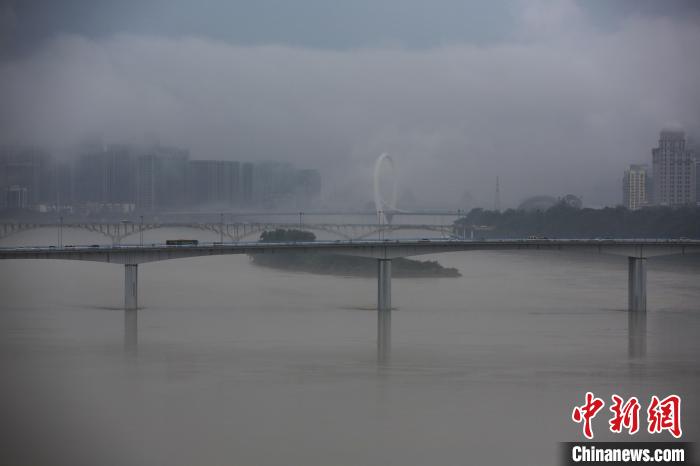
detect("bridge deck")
(1, 239), (698, 264)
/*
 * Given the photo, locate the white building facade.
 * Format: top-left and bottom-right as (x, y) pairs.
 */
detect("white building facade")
(622, 164), (649, 210)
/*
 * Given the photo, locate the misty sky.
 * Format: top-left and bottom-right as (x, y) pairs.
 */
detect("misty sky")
(1, 0), (699, 208)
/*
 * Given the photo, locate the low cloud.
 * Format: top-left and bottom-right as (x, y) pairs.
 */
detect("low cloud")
(1, 9), (699, 208)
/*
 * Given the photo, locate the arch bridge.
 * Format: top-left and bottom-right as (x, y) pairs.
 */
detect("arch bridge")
(0, 221), (463, 243)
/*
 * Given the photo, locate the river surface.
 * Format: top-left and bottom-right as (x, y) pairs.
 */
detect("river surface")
(1, 228), (699, 465)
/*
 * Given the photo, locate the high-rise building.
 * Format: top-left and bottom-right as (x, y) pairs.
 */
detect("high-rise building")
(690, 138), (700, 206)
(229, 161), (241, 204)
(295, 169), (321, 207)
(242, 162), (322, 209)
(494, 176), (501, 212)
(622, 164), (649, 210)
(136, 147), (189, 212)
(47, 160), (73, 212)
(252, 161), (298, 208)
(187, 160), (240, 207)
(696, 160), (700, 206)
(652, 130), (696, 206)
(3, 186), (28, 209)
(0, 145), (52, 210)
(73, 144), (136, 210)
(241, 162), (254, 205)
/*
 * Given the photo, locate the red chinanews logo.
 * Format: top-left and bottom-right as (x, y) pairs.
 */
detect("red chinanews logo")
(572, 392), (682, 439)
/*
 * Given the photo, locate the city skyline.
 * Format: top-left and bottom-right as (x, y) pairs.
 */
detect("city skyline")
(2, 1), (700, 208)
(4, 125), (700, 215)
(0, 141), (322, 214)
(622, 130), (698, 210)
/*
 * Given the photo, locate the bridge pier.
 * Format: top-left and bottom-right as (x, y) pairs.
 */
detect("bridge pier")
(125, 264), (138, 310)
(377, 259), (392, 362)
(377, 259), (391, 311)
(628, 257), (647, 312)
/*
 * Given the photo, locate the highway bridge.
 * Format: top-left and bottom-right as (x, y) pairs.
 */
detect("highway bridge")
(1, 238), (698, 314)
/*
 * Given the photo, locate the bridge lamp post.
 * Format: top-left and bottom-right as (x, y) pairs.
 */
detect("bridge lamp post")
(299, 212), (303, 228)
(58, 216), (63, 248)
(139, 215), (144, 247)
(220, 213), (224, 243)
(120, 220), (134, 246)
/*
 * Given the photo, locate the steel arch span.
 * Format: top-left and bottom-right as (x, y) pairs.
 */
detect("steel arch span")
(0, 223), (116, 242)
(0, 221), (461, 243)
(353, 224), (455, 240)
(232, 224), (352, 241)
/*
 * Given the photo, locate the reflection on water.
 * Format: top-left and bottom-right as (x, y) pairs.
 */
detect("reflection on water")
(628, 310), (647, 359)
(377, 309), (391, 364)
(124, 309), (138, 356)
(119, 306), (647, 365)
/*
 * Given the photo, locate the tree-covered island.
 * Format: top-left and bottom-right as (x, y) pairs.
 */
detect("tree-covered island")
(248, 229), (461, 277)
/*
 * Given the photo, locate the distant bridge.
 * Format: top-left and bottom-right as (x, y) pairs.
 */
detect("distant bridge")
(164, 210), (467, 218)
(0, 221), (490, 243)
